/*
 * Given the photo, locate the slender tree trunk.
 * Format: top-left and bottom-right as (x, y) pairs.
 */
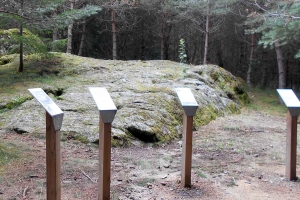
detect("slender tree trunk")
(111, 0), (117, 60)
(19, 0), (24, 72)
(191, 41), (197, 64)
(217, 41), (223, 67)
(52, 8), (58, 52)
(203, 14), (209, 64)
(78, 20), (86, 56)
(140, 22), (145, 60)
(260, 50), (267, 89)
(274, 41), (286, 89)
(247, 34), (255, 86)
(66, 0), (75, 54)
(161, 13), (168, 60)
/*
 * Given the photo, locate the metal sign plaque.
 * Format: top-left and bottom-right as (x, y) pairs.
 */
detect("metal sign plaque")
(89, 87), (117, 123)
(277, 89), (300, 116)
(28, 88), (64, 130)
(175, 88), (198, 116)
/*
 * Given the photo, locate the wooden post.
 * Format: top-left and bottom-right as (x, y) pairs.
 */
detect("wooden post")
(98, 116), (112, 200)
(88, 87), (117, 200)
(29, 88), (63, 200)
(181, 115), (193, 187)
(46, 112), (61, 200)
(286, 110), (298, 180)
(175, 88), (198, 188)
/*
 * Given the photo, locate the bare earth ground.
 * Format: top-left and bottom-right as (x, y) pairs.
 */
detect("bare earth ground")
(1, 108), (300, 200)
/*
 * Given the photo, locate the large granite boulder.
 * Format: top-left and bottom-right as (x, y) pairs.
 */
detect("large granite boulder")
(0, 54), (249, 146)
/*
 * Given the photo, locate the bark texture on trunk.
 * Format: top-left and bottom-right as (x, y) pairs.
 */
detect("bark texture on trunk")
(19, 0), (24, 72)
(203, 15), (209, 64)
(111, 0), (117, 60)
(52, 8), (58, 52)
(66, 1), (75, 54)
(274, 41), (286, 89)
(78, 21), (87, 56)
(160, 13), (168, 60)
(247, 34), (255, 86)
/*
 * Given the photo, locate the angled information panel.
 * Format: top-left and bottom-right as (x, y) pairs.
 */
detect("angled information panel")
(277, 89), (300, 116)
(175, 88), (198, 116)
(28, 88), (64, 130)
(89, 87), (117, 123)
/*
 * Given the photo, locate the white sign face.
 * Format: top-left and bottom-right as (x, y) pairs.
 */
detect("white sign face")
(277, 89), (300, 107)
(28, 88), (63, 116)
(89, 87), (117, 111)
(89, 87), (117, 123)
(175, 88), (198, 106)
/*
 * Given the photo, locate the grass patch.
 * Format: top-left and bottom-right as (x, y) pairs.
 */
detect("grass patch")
(0, 53), (79, 99)
(0, 142), (19, 168)
(245, 87), (288, 115)
(197, 170), (207, 178)
(135, 177), (155, 187)
(5, 95), (32, 109)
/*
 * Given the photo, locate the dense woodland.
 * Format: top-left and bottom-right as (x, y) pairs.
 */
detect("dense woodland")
(1, 0), (300, 90)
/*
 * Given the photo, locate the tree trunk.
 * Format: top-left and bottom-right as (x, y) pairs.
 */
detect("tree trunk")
(78, 20), (87, 56)
(203, 14), (209, 64)
(111, 0), (117, 60)
(18, 0), (24, 72)
(260, 50), (267, 89)
(52, 8), (58, 52)
(274, 41), (286, 89)
(247, 34), (255, 86)
(160, 13), (168, 60)
(217, 41), (223, 67)
(66, 0), (75, 54)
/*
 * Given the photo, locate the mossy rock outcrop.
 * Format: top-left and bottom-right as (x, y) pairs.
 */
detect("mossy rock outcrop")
(0, 54), (249, 145)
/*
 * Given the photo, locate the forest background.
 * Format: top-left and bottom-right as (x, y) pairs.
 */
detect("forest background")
(1, 0), (300, 90)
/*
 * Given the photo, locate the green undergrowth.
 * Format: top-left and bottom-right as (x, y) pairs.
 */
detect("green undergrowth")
(0, 95), (33, 113)
(0, 53), (87, 113)
(0, 53), (88, 96)
(245, 87), (289, 115)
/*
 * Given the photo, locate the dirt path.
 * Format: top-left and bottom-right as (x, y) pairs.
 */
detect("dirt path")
(0, 108), (300, 199)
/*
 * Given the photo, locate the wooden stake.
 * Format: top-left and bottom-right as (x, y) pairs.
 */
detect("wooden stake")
(286, 110), (298, 180)
(46, 112), (61, 200)
(181, 114), (193, 187)
(98, 116), (112, 200)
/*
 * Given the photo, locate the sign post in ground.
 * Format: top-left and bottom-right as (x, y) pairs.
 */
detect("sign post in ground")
(89, 87), (117, 200)
(29, 88), (64, 200)
(175, 88), (198, 187)
(277, 89), (300, 180)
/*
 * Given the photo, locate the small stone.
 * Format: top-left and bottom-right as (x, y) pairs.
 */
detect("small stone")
(163, 164), (170, 168)
(161, 175), (167, 179)
(147, 183), (153, 189)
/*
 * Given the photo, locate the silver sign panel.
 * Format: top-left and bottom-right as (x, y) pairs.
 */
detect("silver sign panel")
(277, 89), (300, 116)
(175, 88), (198, 116)
(89, 87), (117, 123)
(28, 88), (64, 130)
